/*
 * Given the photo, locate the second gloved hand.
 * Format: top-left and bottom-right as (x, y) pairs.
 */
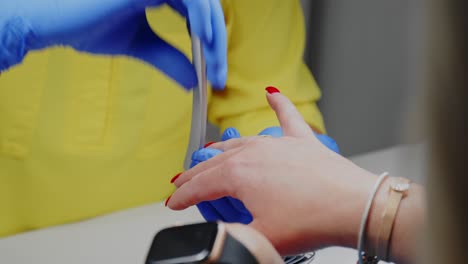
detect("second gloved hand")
(189, 126), (340, 224)
(0, 0), (227, 89)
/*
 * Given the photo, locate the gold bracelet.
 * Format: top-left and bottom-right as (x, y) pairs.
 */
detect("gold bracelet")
(357, 172), (389, 264)
(376, 177), (411, 261)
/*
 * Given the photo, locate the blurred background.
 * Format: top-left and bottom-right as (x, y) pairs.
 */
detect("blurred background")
(209, 0), (427, 157)
(302, 0), (426, 156)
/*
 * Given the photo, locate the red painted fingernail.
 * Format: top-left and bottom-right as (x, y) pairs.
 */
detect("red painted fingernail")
(204, 141), (215, 148)
(165, 195), (172, 207)
(170, 173), (182, 183)
(266, 86), (280, 94)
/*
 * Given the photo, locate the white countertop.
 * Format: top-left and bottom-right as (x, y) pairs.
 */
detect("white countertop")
(0, 144), (425, 264)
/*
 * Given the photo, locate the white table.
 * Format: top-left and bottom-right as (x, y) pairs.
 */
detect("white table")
(0, 144), (425, 264)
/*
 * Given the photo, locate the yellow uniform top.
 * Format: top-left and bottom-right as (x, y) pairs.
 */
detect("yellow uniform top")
(0, 0), (324, 237)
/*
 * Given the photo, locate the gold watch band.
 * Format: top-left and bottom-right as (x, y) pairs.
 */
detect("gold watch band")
(377, 177), (411, 261)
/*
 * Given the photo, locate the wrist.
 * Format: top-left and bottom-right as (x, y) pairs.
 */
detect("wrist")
(325, 167), (381, 249)
(360, 178), (425, 263)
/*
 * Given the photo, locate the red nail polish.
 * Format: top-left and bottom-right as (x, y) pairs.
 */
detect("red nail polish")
(204, 141), (215, 148)
(170, 173), (182, 183)
(265, 86), (280, 94)
(165, 195), (172, 207)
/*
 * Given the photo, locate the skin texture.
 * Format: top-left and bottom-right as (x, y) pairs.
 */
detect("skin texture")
(167, 91), (425, 262)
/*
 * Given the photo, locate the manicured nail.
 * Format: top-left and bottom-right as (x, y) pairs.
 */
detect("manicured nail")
(165, 195), (172, 207)
(204, 141), (215, 148)
(265, 86), (280, 94)
(170, 173), (182, 183)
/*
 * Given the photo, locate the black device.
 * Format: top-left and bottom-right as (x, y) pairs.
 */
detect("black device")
(145, 222), (258, 264)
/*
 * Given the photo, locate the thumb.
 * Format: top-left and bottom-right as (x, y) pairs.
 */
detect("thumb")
(265, 87), (312, 138)
(128, 19), (198, 90)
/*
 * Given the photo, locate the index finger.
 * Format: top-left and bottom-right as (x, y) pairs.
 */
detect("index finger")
(168, 163), (237, 210)
(173, 146), (243, 188)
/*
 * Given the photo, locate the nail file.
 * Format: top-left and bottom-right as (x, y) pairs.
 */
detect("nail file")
(184, 36), (207, 170)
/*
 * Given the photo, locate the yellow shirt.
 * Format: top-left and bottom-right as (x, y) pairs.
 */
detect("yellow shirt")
(0, 0), (324, 237)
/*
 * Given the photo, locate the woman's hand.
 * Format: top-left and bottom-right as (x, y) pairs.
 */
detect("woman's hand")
(192, 126), (340, 225)
(167, 88), (378, 255)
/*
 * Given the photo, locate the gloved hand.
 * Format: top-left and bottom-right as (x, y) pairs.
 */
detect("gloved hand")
(190, 128), (253, 223)
(0, 0), (227, 89)
(190, 126), (340, 224)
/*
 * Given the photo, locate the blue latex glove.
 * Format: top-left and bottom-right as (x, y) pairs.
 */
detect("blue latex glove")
(190, 127), (254, 223)
(0, 0), (227, 89)
(191, 126), (340, 224)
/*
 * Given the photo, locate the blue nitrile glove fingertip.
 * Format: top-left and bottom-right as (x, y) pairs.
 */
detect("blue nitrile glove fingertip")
(228, 197), (248, 212)
(218, 66), (228, 89)
(189, 159), (199, 168)
(227, 197), (252, 223)
(207, 72), (223, 90)
(259, 126), (283, 138)
(207, 198), (241, 222)
(207, 62), (227, 90)
(191, 148), (223, 165)
(197, 202), (225, 222)
(206, 0), (228, 89)
(221, 127), (241, 141)
(183, 0), (212, 44)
